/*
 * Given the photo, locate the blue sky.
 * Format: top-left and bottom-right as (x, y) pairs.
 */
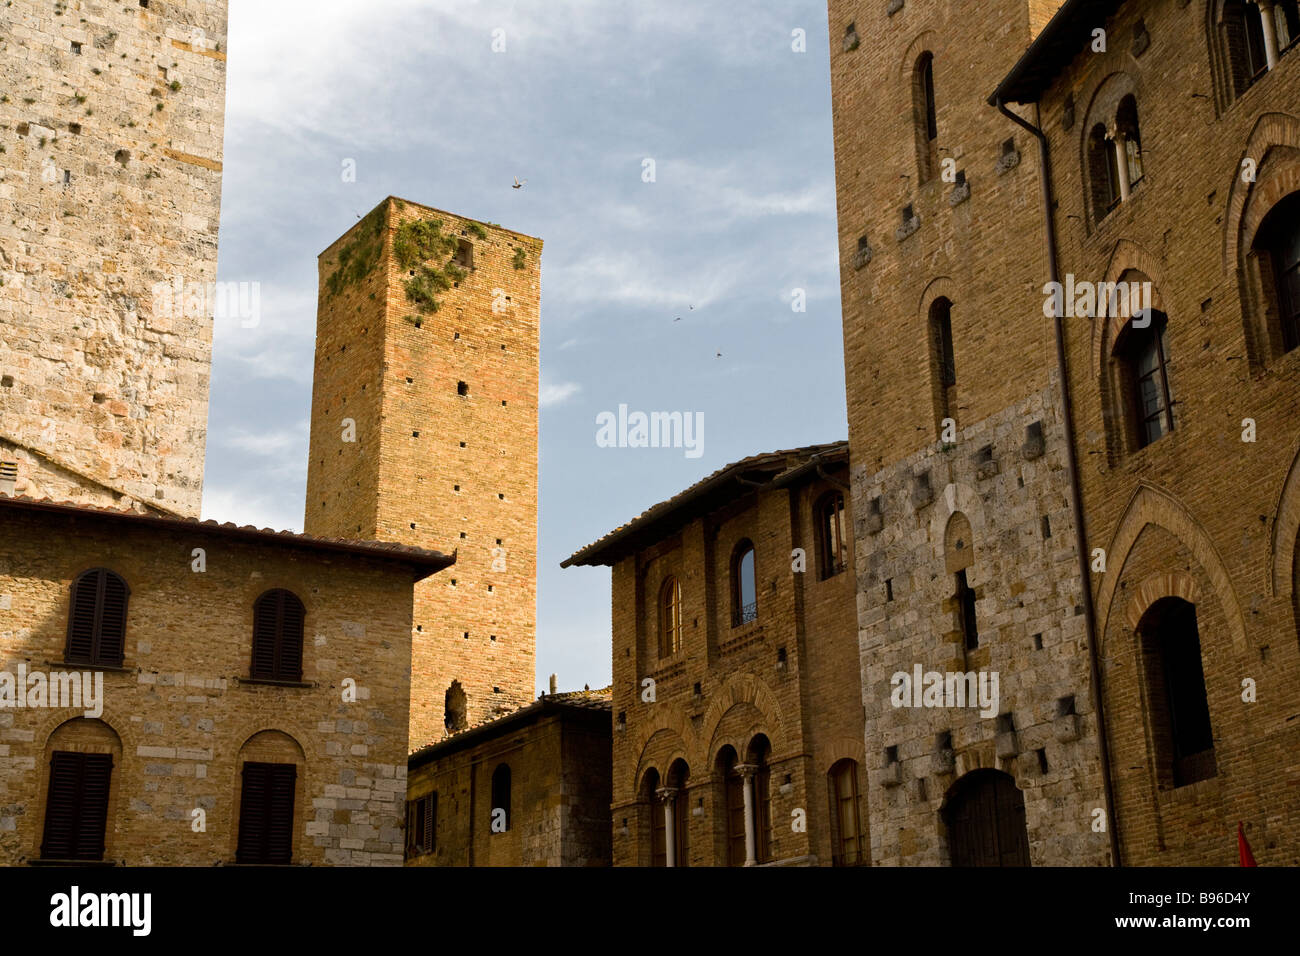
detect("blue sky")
(205, 0), (848, 695)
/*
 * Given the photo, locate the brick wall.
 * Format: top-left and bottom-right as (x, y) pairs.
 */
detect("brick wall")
(405, 701), (611, 866)
(1034, 0), (1300, 866)
(305, 197), (541, 749)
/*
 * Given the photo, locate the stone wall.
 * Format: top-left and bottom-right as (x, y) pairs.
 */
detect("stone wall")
(0, 0), (228, 516)
(0, 503), (424, 865)
(853, 381), (1109, 866)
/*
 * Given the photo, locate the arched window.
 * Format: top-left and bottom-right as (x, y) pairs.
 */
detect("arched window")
(731, 541), (757, 627)
(235, 730), (304, 865)
(943, 769), (1030, 866)
(1115, 311), (1174, 450)
(644, 768), (666, 866)
(955, 569), (979, 650)
(444, 680), (467, 733)
(40, 718), (120, 862)
(1088, 124), (1122, 221)
(816, 492), (848, 579)
(1253, 191), (1300, 356)
(829, 759), (864, 866)
(913, 52), (938, 183)
(236, 762), (297, 864)
(667, 759), (690, 867)
(1139, 598), (1216, 787)
(1116, 95), (1144, 190)
(1276, 0), (1300, 52)
(929, 297), (957, 429)
(490, 763), (511, 832)
(250, 589), (305, 682)
(715, 748), (745, 866)
(65, 568), (129, 667)
(1222, 1), (1270, 97)
(658, 576), (682, 658)
(748, 736), (773, 864)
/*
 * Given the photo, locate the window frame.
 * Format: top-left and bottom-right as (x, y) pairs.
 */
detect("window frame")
(657, 575), (682, 658)
(730, 540), (758, 628)
(816, 492), (849, 580)
(250, 588), (306, 683)
(64, 568), (129, 668)
(405, 792), (436, 858)
(39, 750), (114, 862)
(235, 760), (297, 865)
(1117, 313), (1175, 450)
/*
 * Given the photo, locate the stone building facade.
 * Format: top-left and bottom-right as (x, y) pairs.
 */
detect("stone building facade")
(992, 0), (1300, 865)
(564, 443), (866, 866)
(0, 0), (229, 516)
(0, 494), (451, 866)
(829, 0), (1110, 866)
(404, 686), (611, 867)
(304, 197), (541, 749)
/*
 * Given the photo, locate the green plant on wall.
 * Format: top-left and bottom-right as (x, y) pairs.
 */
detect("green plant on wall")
(323, 204), (386, 298)
(512, 246), (526, 270)
(394, 218), (465, 314)
(467, 221), (488, 240)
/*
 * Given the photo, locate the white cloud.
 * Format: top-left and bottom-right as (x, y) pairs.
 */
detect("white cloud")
(540, 381), (582, 407)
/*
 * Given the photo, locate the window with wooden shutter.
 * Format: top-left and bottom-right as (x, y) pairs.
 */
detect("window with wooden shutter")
(250, 589), (305, 682)
(236, 761), (296, 864)
(65, 568), (129, 667)
(405, 793), (436, 858)
(40, 751), (113, 861)
(490, 764), (511, 832)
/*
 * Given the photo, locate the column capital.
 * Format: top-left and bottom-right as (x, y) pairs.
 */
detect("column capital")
(734, 763), (760, 779)
(655, 786), (679, 803)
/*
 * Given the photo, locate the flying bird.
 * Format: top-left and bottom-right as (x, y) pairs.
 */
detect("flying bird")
(512, 177), (527, 189)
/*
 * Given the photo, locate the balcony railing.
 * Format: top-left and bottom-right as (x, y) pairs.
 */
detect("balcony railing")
(733, 601), (757, 628)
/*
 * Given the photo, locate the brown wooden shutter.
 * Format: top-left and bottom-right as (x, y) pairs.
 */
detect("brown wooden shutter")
(237, 761), (296, 864)
(423, 793), (436, 854)
(251, 590), (304, 682)
(40, 751), (112, 861)
(65, 573), (99, 663)
(66, 569), (128, 667)
(97, 572), (128, 666)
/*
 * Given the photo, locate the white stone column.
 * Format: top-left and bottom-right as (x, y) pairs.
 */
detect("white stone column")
(1254, 0), (1282, 68)
(1107, 126), (1132, 204)
(736, 763), (759, 866)
(656, 786), (678, 867)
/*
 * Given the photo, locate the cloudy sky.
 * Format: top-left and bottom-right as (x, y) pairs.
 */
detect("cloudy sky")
(205, 0), (848, 695)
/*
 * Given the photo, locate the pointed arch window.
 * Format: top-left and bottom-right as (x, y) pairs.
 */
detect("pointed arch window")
(1139, 598), (1216, 787)
(731, 541), (757, 627)
(1116, 312), (1174, 449)
(913, 52), (938, 182)
(658, 576), (682, 657)
(1255, 190), (1300, 356)
(929, 297), (957, 429)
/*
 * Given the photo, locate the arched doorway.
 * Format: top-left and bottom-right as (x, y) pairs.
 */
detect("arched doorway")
(943, 769), (1030, 867)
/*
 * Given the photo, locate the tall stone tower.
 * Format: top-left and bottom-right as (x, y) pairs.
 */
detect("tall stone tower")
(828, 0), (1109, 866)
(305, 197), (541, 748)
(0, 0), (229, 516)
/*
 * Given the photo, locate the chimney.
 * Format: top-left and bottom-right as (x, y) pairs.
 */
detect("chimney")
(548, 673), (557, 696)
(0, 461), (17, 497)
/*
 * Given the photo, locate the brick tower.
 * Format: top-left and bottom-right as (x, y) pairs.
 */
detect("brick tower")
(0, 0), (229, 516)
(304, 197), (541, 748)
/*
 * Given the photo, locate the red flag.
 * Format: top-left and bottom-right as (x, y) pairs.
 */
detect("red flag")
(1237, 822), (1257, 867)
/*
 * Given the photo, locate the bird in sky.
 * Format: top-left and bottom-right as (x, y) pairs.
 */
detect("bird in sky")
(512, 177), (527, 189)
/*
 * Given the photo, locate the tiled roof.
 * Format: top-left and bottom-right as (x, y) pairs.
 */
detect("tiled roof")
(408, 686), (613, 763)
(0, 494), (455, 575)
(561, 441), (849, 568)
